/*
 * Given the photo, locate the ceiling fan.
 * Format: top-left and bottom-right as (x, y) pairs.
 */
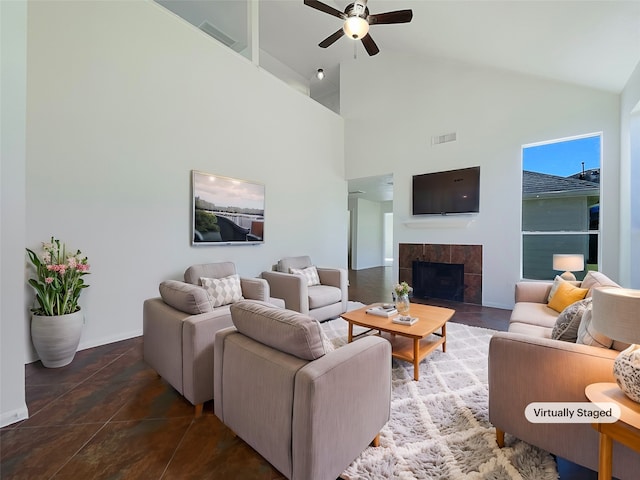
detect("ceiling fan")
(303, 0), (413, 56)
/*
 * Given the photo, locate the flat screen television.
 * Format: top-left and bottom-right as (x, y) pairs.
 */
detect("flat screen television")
(192, 170), (265, 245)
(412, 166), (480, 215)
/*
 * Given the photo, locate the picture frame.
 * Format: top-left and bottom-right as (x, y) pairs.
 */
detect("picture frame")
(191, 170), (265, 245)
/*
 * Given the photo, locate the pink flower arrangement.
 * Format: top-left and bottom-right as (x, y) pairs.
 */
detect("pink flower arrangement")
(394, 281), (413, 297)
(26, 237), (90, 316)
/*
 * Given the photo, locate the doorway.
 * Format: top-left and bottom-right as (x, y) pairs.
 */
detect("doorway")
(347, 174), (394, 270)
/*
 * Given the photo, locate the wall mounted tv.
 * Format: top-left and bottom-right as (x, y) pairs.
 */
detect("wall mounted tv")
(412, 166), (480, 215)
(192, 170), (265, 245)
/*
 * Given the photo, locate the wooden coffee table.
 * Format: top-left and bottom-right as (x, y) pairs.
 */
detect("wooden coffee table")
(341, 303), (455, 381)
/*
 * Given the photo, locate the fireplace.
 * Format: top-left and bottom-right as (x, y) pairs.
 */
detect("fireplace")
(413, 261), (465, 302)
(398, 243), (482, 305)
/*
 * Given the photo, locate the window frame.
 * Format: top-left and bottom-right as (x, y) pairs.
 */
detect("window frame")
(521, 133), (602, 280)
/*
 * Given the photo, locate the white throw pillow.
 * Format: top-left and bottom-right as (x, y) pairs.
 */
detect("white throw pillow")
(290, 266), (321, 286)
(547, 275), (566, 303)
(576, 303), (613, 348)
(320, 326), (336, 353)
(200, 274), (244, 307)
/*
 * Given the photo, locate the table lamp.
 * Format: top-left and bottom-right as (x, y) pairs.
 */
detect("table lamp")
(552, 254), (584, 281)
(591, 287), (640, 403)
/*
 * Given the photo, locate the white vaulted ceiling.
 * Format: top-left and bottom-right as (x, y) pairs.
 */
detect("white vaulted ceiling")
(160, 0), (640, 101)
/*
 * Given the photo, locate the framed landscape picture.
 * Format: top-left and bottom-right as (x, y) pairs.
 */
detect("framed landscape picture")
(191, 170), (265, 245)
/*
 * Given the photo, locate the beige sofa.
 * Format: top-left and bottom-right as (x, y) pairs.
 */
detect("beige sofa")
(143, 262), (283, 415)
(488, 272), (639, 479)
(214, 300), (391, 480)
(261, 256), (348, 322)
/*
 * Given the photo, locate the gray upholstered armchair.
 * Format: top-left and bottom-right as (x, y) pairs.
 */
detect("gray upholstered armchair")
(143, 262), (277, 416)
(261, 255), (348, 322)
(214, 300), (391, 480)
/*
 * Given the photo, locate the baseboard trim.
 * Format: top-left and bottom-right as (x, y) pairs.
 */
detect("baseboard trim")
(77, 329), (142, 352)
(26, 329), (143, 365)
(0, 404), (29, 428)
(482, 301), (513, 310)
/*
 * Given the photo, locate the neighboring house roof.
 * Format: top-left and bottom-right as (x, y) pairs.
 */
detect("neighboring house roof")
(523, 171), (600, 198)
(568, 168), (601, 184)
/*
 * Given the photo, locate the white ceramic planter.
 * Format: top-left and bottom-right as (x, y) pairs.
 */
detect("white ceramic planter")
(31, 309), (84, 368)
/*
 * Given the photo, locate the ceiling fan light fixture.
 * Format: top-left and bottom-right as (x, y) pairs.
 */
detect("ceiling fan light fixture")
(343, 16), (369, 39)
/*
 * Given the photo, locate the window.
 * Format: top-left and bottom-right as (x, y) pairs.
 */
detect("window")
(521, 134), (601, 280)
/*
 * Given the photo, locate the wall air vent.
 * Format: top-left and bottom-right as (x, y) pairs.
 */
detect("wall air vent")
(199, 21), (237, 48)
(431, 132), (457, 146)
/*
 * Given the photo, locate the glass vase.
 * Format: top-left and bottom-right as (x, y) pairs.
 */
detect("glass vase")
(396, 293), (410, 316)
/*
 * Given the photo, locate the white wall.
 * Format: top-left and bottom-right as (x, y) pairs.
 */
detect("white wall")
(620, 60), (640, 288)
(22, 1), (345, 362)
(1, 0), (29, 427)
(341, 55), (621, 309)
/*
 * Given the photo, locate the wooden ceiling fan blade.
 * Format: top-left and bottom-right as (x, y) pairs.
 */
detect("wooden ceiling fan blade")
(361, 34), (380, 56)
(304, 0), (346, 20)
(368, 9), (413, 25)
(319, 29), (345, 48)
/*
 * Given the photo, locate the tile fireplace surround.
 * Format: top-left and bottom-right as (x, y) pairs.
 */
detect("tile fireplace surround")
(399, 243), (483, 305)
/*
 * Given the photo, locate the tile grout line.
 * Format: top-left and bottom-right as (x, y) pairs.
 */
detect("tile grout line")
(45, 348), (145, 480)
(26, 350), (131, 420)
(46, 418), (111, 480)
(158, 419), (197, 480)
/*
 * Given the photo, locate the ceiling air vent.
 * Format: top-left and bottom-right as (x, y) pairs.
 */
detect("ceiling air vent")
(199, 21), (237, 48)
(431, 132), (457, 146)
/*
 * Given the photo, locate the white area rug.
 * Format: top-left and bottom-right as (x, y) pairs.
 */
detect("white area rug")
(322, 303), (558, 480)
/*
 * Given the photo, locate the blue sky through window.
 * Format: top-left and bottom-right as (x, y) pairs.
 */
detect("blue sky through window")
(523, 135), (600, 177)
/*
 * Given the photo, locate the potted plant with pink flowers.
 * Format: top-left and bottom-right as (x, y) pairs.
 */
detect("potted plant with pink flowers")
(26, 237), (90, 367)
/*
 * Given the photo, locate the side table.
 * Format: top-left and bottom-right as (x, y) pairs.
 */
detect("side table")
(585, 382), (640, 480)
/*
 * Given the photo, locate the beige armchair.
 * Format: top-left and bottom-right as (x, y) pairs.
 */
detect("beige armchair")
(261, 255), (348, 322)
(143, 262), (277, 416)
(214, 300), (391, 480)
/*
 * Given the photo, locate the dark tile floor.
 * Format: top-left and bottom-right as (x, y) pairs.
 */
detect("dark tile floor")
(0, 267), (598, 479)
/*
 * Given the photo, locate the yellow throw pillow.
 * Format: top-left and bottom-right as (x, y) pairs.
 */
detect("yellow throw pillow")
(547, 282), (588, 313)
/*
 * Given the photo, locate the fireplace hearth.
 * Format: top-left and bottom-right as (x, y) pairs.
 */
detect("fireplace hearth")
(413, 261), (465, 302)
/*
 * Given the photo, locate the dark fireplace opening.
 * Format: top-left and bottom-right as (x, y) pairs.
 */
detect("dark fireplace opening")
(412, 261), (464, 302)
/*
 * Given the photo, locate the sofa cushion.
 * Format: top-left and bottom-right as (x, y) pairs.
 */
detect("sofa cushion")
(201, 274), (244, 307)
(159, 280), (213, 314)
(508, 321), (554, 339)
(547, 282), (588, 313)
(510, 302), (559, 330)
(290, 265), (321, 286)
(230, 300), (327, 360)
(308, 285), (343, 309)
(576, 303), (613, 348)
(581, 271), (621, 297)
(551, 297), (592, 342)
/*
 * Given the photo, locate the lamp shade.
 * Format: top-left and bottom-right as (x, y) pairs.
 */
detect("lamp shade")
(343, 16), (369, 39)
(591, 287), (640, 345)
(552, 254), (584, 272)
